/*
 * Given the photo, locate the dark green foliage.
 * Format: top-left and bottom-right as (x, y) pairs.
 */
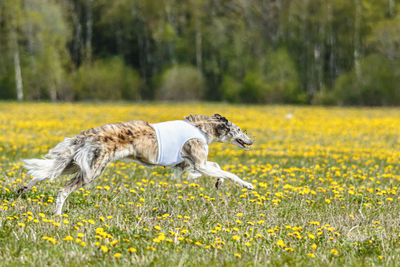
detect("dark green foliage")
(221, 75), (241, 103)
(334, 55), (400, 106)
(74, 57), (141, 101)
(0, 0), (400, 105)
(156, 65), (205, 101)
(0, 68), (16, 100)
(262, 49), (306, 104)
(222, 49), (305, 104)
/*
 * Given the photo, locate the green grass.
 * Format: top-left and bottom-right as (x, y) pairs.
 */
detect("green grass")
(0, 103), (399, 266)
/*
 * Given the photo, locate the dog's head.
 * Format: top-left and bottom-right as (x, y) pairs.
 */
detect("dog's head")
(185, 114), (254, 149)
(211, 114), (253, 149)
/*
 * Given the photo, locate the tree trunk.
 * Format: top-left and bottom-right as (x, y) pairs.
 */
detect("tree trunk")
(8, 0), (24, 101)
(49, 82), (57, 102)
(14, 48), (23, 101)
(303, 0), (312, 95)
(328, 1), (335, 88)
(195, 18), (202, 70)
(354, 0), (361, 80)
(163, 2), (175, 64)
(389, 0), (395, 17)
(73, 12), (82, 65)
(314, 43), (323, 92)
(85, 0), (93, 62)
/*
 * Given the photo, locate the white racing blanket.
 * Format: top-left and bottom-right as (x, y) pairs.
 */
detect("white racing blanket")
(151, 120), (208, 166)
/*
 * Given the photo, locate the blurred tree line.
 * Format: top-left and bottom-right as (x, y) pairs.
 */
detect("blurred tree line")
(1, 0), (400, 105)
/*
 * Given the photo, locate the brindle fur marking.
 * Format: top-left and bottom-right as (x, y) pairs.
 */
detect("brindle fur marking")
(20, 114), (254, 215)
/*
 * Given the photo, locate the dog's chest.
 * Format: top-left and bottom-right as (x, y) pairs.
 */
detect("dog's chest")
(151, 120), (208, 166)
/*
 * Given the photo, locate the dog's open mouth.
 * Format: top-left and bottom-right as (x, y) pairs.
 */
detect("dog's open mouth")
(234, 138), (251, 149)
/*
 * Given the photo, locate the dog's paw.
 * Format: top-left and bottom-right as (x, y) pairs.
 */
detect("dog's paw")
(188, 171), (202, 180)
(215, 178), (224, 189)
(242, 182), (255, 190)
(17, 186), (28, 194)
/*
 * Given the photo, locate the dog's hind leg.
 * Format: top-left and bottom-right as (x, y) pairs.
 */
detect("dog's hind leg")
(17, 177), (44, 194)
(20, 137), (78, 195)
(55, 156), (109, 215)
(17, 160), (79, 194)
(55, 172), (84, 215)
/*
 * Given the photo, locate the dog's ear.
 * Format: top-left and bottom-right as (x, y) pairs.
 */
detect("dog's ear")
(214, 113), (222, 119)
(213, 114), (228, 124)
(216, 123), (229, 135)
(213, 114), (232, 135)
(185, 115), (195, 122)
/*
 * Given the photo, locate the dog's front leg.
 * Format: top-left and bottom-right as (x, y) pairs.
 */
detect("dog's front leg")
(187, 171), (202, 179)
(178, 166), (202, 180)
(173, 161), (202, 180)
(197, 161), (254, 190)
(206, 161), (224, 189)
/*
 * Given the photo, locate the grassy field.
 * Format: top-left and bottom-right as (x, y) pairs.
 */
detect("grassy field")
(0, 102), (400, 266)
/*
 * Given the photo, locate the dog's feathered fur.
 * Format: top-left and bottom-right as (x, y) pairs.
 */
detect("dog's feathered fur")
(19, 114), (254, 215)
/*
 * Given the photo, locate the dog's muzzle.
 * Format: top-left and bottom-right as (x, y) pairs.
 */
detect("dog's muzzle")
(232, 137), (253, 149)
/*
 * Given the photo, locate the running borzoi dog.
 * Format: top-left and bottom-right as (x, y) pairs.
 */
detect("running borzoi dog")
(18, 114), (254, 215)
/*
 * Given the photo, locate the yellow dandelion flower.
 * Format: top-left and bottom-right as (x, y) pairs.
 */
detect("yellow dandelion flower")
(232, 235), (241, 241)
(110, 240), (119, 246)
(277, 239), (286, 248)
(63, 236), (73, 241)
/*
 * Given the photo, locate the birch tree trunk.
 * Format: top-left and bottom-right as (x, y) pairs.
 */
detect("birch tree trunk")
(389, 0), (395, 17)
(328, 1), (335, 88)
(314, 43), (323, 92)
(195, 18), (202, 70)
(354, 0), (361, 80)
(7, 0), (24, 101)
(14, 48), (23, 101)
(49, 84), (57, 101)
(85, 0), (93, 62)
(163, 1), (176, 64)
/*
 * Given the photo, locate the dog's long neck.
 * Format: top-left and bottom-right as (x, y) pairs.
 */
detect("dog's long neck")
(185, 115), (222, 144)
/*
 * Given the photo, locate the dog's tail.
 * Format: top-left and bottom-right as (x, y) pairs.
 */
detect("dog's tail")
(24, 137), (78, 182)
